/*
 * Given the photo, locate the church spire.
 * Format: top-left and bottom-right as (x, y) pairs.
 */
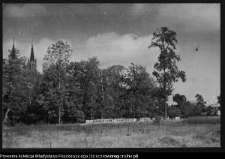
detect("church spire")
(10, 37), (16, 59)
(28, 38), (37, 70)
(12, 37), (15, 50)
(30, 38), (35, 62)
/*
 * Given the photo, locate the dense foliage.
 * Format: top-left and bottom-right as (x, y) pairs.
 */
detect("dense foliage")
(3, 40), (159, 125)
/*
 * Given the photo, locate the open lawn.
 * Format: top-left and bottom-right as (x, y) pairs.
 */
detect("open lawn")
(2, 116), (220, 148)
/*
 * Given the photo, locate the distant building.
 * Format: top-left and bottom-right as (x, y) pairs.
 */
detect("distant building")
(10, 37), (17, 59)
(26, 38), (37, 105)
(27, 38), (37, 71)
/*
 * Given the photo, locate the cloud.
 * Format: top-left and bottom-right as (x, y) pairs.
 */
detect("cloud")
(3, 38), (72, 72)
(130, 4), (159, 16)
(4, 4), (47, 18)
(75, 32), (159, 72)
(130, 4), (149, 16)
(18, 27), (29, 36)
(158, 4), (220, 33)
(68, 4), (98, 15)
(132, 4), (220, 36)
(98, 4), (120, 15)
(131, 4), (145, 15)
(68, 4), (130, 16)
(4, 17), (44, 37)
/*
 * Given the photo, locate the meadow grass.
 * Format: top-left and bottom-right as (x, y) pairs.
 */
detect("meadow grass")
(2, 116), (220, 148)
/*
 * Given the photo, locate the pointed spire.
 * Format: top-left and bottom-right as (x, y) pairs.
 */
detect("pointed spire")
(30, 38), (35, 62)
(10, 37), (16, 59)
(12, 37), (15, 49)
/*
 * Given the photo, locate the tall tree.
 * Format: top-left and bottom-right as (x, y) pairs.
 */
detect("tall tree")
(82, 57), (101, 120)
(65, 61), (85, 122)
(25, 70), (43, 124)
(173, 93), (187, 115)
(66, 57), (101, 121)
(168, 105), (181, 118)
(123, 63), (156, 119)
(217, 94), (220, 105)
(3, 46), (34, 124)
(100, 65), (126, 119)
(148, 27), (186, 119)
(36, 64), (60, 124)
(42, 41), (72, 125)
(180, 101), (198, 117)
(195, 94), (206, 113)
(3, 45), (21, 124)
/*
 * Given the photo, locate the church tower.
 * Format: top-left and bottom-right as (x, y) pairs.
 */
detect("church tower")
(27, 38), (37, 106)
(28, 38), (37, 70)
(9, 37), (17, 59)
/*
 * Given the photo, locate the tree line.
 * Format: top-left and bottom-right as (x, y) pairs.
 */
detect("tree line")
(3, 43), (157, 125)
(3, 27), (220, 126)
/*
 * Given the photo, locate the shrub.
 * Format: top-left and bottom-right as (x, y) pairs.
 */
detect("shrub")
(153, 115), (162, 125)
(168, 106), (181, 118)
(181, 102), (201, 118)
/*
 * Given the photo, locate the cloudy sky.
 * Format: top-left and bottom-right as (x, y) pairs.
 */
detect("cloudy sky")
(3, 3), (220, 104)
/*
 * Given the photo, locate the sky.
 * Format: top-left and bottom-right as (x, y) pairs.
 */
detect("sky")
(2, 3), (220, 104)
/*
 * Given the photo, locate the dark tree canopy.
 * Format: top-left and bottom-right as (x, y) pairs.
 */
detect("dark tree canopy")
(195, 94), (207, 113)
(149, 27), (186, 89)
(195, 94), (206, 105)
(173, 94), (187, 107)
(217, 94), (220, 104)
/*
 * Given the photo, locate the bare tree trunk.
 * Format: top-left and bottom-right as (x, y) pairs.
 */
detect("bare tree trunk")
(59, 71), (61, 125)
(101, 71), (104, 119)
(164, 65), (167, 119)
(164, 84), (167, 119)
(4, 108), (10, 123)
(162, 40), (167, 119)
(29, 88), (31, 106)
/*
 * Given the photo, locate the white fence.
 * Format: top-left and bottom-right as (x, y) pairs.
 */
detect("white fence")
(85, 117), (183, 124)
(139, 117), (152, 122)
(85, 118), (152, 124)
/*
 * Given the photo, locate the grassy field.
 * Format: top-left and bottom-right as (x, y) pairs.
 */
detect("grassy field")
(2, 116), (220, 148)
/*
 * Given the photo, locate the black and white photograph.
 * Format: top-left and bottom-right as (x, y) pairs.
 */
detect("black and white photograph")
(2, 3), (220, 148)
